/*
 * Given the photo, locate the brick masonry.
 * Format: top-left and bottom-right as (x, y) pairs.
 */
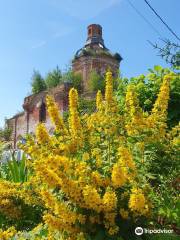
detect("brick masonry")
(7, 83), (70, 148)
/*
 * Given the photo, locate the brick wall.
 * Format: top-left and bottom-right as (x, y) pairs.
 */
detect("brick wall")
(7, 83), (71, 148)
(72, 55), (119, 91)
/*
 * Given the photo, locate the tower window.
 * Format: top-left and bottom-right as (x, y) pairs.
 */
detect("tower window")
(39, 102), (46, 122)
(88, 28), (92, 35)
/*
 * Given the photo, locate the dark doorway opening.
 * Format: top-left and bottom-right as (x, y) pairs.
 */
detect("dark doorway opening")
(39, 102), (46, 122)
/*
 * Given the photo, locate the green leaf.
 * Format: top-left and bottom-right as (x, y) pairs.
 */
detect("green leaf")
(154, 65), (162, 72)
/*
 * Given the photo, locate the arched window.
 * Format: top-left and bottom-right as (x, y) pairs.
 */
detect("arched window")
(39, 102), (46, 122)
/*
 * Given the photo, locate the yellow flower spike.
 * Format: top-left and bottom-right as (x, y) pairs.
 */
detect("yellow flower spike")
(69, 88), (78, 112)
(146, 74), (171, 139)
(125, 84), (141, 118)
(105, 71), (113, 105)
(0, 227), (17, 240)
(151, 74), (170, 117)
(128, 187), (148, 215)
(103, 189), (117, 212)
(96, 90), (103, 110)
(83, 185), (102, 212)
(118, 146), (136, 172)
(111, 162), (127, 188)
(35, 123), (50, 144)
(46, 95), (67, 133)
(68, 88), (83, 143)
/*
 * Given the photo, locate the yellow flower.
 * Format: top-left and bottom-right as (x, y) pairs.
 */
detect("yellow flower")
(103, 189), (117, 211)
(0, 227), (16, 240)
(129, 187), (148, 215)
(46, 95), (67, 133)
(68, 88), (83, 143)
(119, 208), (129, 219)
(35, 123), (50, 144)
(82, 152), (90, 161)
(111, 162), (127, 188)
(83, 185), (102, 212)
(105, 71), (113, 105)
(118, 146), (136, 179)
(96, 90), (103, 110)
(151, 74), (170, 117)
(147, 74), (171, 138)
(108, 226), (119, 235)
(69, 88), (78, 112)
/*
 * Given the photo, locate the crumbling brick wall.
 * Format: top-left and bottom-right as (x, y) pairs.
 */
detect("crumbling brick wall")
(7, 83), (70, 148)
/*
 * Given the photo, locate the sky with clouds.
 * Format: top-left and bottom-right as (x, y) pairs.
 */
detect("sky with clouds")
(0, 0), (179, 127)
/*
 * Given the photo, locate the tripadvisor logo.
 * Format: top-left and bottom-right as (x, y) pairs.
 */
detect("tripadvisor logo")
(135, 227), (173, 235)
(135, 227), (143, 235)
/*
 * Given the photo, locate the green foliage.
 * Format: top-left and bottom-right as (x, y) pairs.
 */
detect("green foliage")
(45, 66), (62, 89)
(71, 72), (82, 92)
(151, 39), (180, 69)
(88, 70), (105, 92)
(30, 66), (82, 103)
(116, 65), (180, 127)
(0, 127), (12, 142)
(0, 142), (5, 160)
(0, 141), (11, 162)
(0, 152), (44, 231)
(61, 69), (82, 92)
(79, 98), (96, 115)
(31, 70), (46, 94)
(0, 152), (28, 183)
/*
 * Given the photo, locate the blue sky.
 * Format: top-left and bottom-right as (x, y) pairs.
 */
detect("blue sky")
(0, 0), (179, 127)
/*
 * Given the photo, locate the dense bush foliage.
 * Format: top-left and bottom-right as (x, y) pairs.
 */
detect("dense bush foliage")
(61, 70), (83, 93)
(0, 151), (44, 232)
(88, 70), (105, 93)
(0, 71), (179, 239)
(0, 127), (12, 142)
(45, 66), (62, 89)
(31, 70), (47, 94)
(116, 65), (180, 127)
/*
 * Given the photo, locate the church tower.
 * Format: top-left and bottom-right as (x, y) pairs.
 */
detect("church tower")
(72, 24), (122, 92)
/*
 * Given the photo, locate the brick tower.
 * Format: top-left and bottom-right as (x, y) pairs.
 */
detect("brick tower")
(72, 24), (122, 92)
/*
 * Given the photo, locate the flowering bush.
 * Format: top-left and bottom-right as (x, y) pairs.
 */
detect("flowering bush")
(0, 71), (179, 239)
(0, 152), (44, 231)
(116, 65), (180, 127)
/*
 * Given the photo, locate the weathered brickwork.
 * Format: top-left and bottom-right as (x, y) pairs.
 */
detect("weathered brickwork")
(7, 83), (70, 148)
(72, 24), (122, 91)
(7, 24), (122, 148)
(72, 55), (120, 91)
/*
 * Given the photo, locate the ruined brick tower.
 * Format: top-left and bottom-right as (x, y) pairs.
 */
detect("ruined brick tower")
(7, 24), (122, 148)
(72, 24), (122, 92)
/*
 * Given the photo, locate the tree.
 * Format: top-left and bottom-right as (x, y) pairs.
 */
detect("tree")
(151, 39), (180, 69)
(0, 126), (12, 142)
(61, 69), (82, 92)
(45, 66), (62, 89)
(31, 70), (46, 94)
(88, 70), (105, 93)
